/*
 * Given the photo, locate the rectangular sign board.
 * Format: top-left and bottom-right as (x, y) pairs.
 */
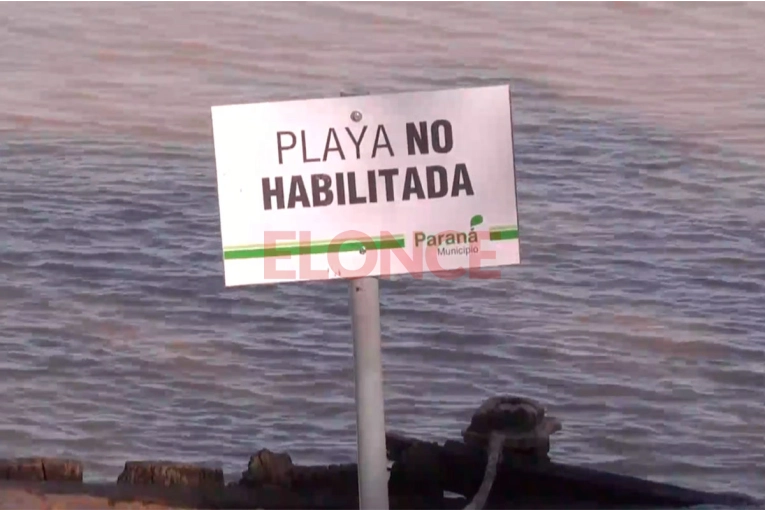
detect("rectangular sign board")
(211, 85), (519, 286)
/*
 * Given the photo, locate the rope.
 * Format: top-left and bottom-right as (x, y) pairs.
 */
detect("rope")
(463, 432), (505, 510)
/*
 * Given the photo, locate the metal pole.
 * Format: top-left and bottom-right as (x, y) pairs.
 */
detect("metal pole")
(339, 88), (389, 509)
(349, 276), (390, 510)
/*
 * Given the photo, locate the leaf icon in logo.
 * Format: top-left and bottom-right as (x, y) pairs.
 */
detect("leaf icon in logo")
(470, 215), (484, 229)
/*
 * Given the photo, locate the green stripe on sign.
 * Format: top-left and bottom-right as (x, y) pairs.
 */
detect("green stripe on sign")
(489, 228), (519, 242)
(223, 235), (406, 260)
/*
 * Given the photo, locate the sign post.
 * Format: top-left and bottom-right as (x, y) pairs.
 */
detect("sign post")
(210, 84), (519, 510)
(349, 275), (389, 509)
(340, 90), (390, 510)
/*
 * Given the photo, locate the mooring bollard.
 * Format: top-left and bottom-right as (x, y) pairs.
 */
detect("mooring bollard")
(463, 396), (562, 459)
(462, 396), (562, 509)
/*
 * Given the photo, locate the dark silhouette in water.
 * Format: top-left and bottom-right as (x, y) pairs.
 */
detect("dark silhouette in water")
(1, 395), (759, 509)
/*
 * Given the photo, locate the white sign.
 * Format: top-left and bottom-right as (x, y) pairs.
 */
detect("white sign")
(211, 85), (520, 286)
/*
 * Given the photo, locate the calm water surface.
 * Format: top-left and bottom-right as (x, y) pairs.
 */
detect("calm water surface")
(1, 2), (764, 499)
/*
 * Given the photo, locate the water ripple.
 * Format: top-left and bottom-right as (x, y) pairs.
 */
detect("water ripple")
(1, 2), (765, 502)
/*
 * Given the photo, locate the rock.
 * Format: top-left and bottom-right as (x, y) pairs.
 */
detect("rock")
(116, 461), (224, 490)
(240, 449), (294, 488)
(462, 396), (561, 456)
(0, 458), (83, 482)
(238, 450), (364, 508)
(239, 449), (360, 498)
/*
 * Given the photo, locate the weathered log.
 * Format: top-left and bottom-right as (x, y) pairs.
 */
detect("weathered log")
(201, 483), (468, 510)
(200, 483), (322, 510)
(0, 458), (83, 482)
(238, 448), (469, 509)
(387, 432), (759, 508)
(117, 461), (224, 490)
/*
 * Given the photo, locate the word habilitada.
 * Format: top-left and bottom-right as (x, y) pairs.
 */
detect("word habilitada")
(262, 164), (474, 210)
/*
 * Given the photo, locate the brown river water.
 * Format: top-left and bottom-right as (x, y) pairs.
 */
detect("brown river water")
(1, 2), (764, 500)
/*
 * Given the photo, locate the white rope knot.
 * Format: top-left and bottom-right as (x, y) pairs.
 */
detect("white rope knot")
(463, 432), (505, 510)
